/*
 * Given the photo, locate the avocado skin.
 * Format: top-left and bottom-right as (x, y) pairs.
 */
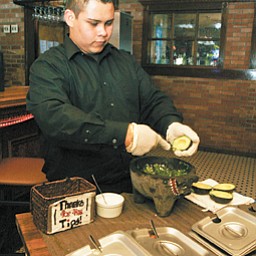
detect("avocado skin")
(192, 183), (212, 195)
(209, 190), (233, 204)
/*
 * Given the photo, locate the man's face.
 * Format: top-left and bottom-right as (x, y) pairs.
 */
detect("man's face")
(66, 0), (115, 54)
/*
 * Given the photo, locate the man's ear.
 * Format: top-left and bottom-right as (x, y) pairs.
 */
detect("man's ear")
(64, 9), (76, 27)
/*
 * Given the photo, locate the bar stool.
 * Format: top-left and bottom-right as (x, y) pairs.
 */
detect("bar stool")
(0, 113), (47, 206)
(0, 113), (47, 252)
(0, 157), (47, 252)
(0, 157), (47, 206)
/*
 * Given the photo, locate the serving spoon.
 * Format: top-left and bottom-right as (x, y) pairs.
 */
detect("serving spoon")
(89, 234), (103, 253)
(91, 174), (108, 205)
(150, 219), (159, 238)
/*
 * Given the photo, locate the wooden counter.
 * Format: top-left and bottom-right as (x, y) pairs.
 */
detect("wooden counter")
(16, 194), (256, 256)
(0, 85), (28, 108)
(15, 195), (206, 256)
(0, 85), (40, 159)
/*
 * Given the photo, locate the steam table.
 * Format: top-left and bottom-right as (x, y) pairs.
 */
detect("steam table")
(15, 193), (256, 256)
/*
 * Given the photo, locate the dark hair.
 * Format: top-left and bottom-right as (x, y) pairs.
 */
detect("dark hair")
(65, 0), (117, 17)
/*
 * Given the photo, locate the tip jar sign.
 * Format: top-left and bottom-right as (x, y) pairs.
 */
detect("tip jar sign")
(48, 192), (95, 234)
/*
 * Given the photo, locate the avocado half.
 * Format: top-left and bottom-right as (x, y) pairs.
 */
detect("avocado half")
(209, 190), (233, 204)
(172, 135), (191, 151)
(213, 183), (236, 193)
(192, 182), (212, 195)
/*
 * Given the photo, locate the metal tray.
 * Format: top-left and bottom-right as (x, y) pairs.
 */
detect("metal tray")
(66, 231), (152, 256)
(192, 206), (256, 256)
(127, 227), (213, 256)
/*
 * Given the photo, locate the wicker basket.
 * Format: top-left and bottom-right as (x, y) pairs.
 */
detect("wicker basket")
(31, 177), (96, 234)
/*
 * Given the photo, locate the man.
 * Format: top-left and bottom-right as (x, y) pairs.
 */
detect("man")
(26, 0), (200, 193)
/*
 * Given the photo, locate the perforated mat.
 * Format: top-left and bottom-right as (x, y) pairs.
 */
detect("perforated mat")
(147, 148), (256, 199)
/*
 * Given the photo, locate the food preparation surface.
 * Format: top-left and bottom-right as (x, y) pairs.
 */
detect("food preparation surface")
(16, 194), (255, 256)
(148, 148), (256, 199)
(15, 149), (256, 256)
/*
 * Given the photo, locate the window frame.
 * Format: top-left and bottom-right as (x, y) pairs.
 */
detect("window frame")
(140, 1), (256, 80)
(146, 11), (222, 67)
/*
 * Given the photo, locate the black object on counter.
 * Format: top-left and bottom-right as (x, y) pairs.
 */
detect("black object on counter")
(0, 51), (4, 92)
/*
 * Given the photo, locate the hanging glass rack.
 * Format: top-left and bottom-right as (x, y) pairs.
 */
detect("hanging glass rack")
(13, 0), (66, 23)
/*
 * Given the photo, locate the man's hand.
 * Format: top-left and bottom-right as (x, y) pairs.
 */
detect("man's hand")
(126, 123), (170, 156)
(166, 122), (200, 157)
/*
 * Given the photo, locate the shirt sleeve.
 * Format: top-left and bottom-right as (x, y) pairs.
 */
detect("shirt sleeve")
(26, 50), (128, 150)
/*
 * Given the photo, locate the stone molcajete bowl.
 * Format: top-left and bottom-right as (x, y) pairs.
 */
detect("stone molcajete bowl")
(130, 156), (198, 217)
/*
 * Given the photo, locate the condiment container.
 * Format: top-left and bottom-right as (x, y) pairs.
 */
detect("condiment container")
(96, 193), (124, 218)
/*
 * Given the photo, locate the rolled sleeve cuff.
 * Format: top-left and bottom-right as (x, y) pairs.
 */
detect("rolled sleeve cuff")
(103, 120), (129, 148)
(80, 120), (128, 148)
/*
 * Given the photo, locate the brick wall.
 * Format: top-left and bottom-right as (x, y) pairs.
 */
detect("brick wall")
(153, 76), (256, 156)
(0, 0), (255, 156)
(0, 0), (24, 86)
(119, 0), (256, 156)
(224, 2), (254, 69)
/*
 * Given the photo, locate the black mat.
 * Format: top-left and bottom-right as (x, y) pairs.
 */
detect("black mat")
(0, 201), (28, 254)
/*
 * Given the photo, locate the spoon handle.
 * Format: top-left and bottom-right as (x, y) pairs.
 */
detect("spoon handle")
(91, 174), (108, 205)
(89, 234), (103, 252)
(150, 219), (159, 238)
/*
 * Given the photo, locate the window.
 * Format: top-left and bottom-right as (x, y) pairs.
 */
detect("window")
(139, 0), (255, 79)
(147, 12), (222, 67)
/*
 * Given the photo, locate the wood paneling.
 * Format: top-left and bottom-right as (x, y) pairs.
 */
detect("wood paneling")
(0, 86), (41, 160)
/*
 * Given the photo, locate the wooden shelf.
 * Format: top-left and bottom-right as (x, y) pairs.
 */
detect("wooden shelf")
(0, 86), (29, 109)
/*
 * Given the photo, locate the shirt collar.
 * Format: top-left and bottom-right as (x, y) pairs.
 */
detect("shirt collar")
(64, 35), (81, 60)
(64, 34), (114, 61)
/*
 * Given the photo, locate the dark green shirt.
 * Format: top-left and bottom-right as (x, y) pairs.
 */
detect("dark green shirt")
(26, 35), (182, 184)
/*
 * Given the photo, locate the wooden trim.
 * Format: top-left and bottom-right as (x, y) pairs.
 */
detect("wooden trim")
(16, 213), (51, 256)
(0, 86), (28, 109)
(23, 5), (67, 85)
(140, 1), (256, 80)
(7, 131), (38, 157)
(141, 2), (223, 11)
(219, 2), (227, 69)
(24, 8), (36, 85)
(138, 0), (256, 6)
(143, 66), (256, 80)
(141, 9), (149, 65)
(250, 1), (256, 69)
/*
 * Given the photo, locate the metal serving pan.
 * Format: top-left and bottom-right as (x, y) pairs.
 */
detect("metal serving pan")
(66, 231), (152, 256)
(192, 206), (256, 256)
(127, 227), (213, 256)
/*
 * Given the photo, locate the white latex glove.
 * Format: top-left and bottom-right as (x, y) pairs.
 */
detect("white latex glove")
(126, 123), (171, 156)
(166, 122), (200, 157)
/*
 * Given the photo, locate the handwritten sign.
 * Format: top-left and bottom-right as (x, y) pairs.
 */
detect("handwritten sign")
(47, 192), (96, 234)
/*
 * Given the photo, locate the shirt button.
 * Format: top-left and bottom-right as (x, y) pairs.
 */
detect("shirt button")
(86, 130), (90, 134)
(103, 82), (107, 86)
(110, 103), (114, 107)
(84, 138), (88, 143)
(112, 138), (117, 144)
